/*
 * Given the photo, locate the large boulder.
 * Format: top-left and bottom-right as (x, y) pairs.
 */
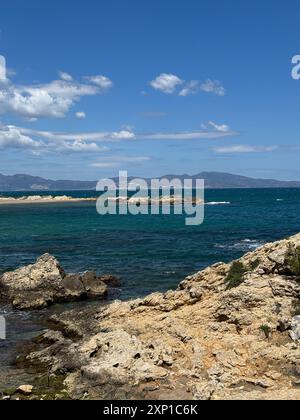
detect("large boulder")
(0, 254), (119, 310)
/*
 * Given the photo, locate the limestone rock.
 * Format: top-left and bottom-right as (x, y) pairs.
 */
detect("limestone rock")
(100, 275), (122, 288)
(0, 254), (119, 310)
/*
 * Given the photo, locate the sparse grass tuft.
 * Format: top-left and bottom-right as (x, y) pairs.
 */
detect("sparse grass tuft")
(225, 262), (248, 290)
(285, 245), (300, 276)
(249, 259), (260, 270)
(260, 325), (272, 339)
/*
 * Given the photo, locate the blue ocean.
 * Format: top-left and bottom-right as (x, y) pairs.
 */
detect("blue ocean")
(0, 188), (299, 298)
(0, 187), (300, 387)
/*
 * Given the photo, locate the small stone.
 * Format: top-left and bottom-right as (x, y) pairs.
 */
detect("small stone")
(17, 385), (33, 396)
(245, 378), (274, 389)
(265, 371), (282, 381)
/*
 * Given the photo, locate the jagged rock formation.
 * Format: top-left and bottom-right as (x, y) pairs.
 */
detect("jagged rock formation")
(18, 235), (300, 399)
(0, 254), (120, 310)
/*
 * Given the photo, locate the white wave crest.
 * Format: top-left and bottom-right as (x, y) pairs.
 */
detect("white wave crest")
(205, 201), (231, 206)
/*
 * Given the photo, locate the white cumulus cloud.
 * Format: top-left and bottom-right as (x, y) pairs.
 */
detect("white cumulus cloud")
(150, 73), (183, 94)
(150, 73), (226, 97)
(207, 121), (230, 133)
(58, 71), (74, 82)
(0, 123), (116, 154)
(55, 139), (105, 153)
(75, 111), (86, 119)
(0, 55), (7, 81)
(0, 56), (114, 120)
(0, 124), (41, 150)
(200, 79), (226, 96)
(85, 75), (114, 90)
(179, 79), (226, 97)
(179, 81), (199, 97)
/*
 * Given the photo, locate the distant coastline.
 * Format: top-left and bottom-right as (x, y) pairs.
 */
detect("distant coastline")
(0, 195), (203, 206)
(1, 172), (300, 192)
(0, 195), (96, 205)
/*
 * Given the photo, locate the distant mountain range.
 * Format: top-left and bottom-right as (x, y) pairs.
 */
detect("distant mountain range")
(0, 174), (96, 192)
(1, 172), (300, 191)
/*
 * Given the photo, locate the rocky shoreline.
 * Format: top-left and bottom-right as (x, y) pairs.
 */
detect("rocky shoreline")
(1, 234), (300, 400)
(0, 196), (96, 205)
(0, 195), (203, 206)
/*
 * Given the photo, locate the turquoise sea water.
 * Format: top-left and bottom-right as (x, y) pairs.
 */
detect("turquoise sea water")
(0, 188), (300, 298)
(0, 188), (300, 386)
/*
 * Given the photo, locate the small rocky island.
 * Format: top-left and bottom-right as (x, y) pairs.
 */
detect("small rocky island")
(1, 234), (300, 400)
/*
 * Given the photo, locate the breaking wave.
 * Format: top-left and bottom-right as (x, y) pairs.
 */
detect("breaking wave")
(205, 201), (231, 206)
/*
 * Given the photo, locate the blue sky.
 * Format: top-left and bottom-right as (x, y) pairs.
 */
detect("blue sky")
(0, 0), (300, 180)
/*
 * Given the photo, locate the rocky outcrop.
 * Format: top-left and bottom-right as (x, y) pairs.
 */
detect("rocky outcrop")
(0, 254), (120, 310)
(18, 234), (300, 399)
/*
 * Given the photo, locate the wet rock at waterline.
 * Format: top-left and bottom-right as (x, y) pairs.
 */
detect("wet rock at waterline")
(0, 254), (120, 310)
